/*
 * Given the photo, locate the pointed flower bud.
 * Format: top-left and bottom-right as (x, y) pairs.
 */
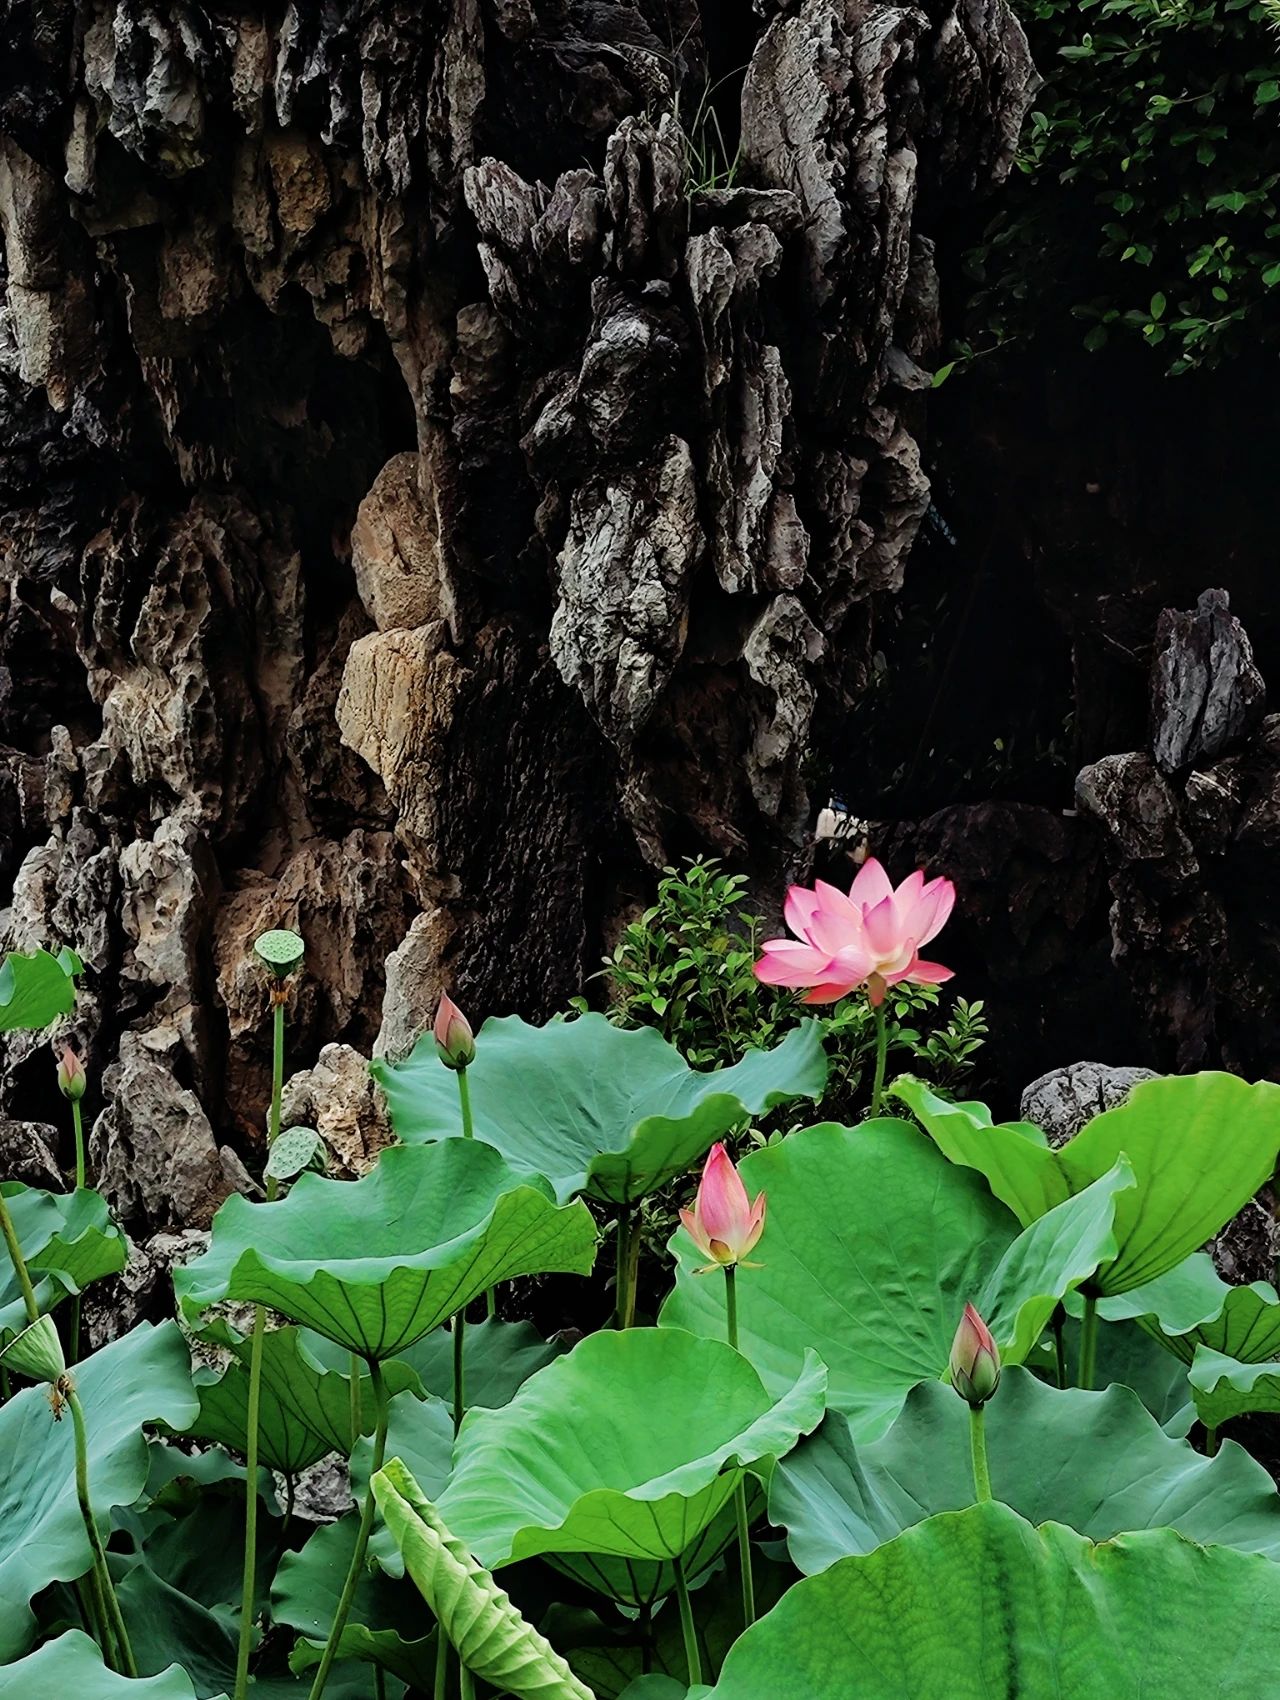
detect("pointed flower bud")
(949, 1302), (1001, 1406)
(0, 1313), (67, 1385)
(679, 1143), (767, 1271)
(56, 1045), (86, 1102)
(433, 992), (476, 1071)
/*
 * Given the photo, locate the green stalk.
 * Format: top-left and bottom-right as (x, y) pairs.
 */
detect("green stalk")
(307, 1358), (390, 1700)
(460, 1666), (475, 1700)
(615, 1206), (632, 1330)
(672, 1553), (703, 1688)
(1205, 1425), (1220, 1457)
(349, 1354), (363, 1448)
(233, 1302), (268, 1699)
(724, 1267), (755, 1628)
(869, 1000), (888, 1119)
(433, 1626), (450, 1700)
(72, 1098), (87, 1190)
(968, 1404), (992, 1503)
(234, 990), (287, 1700)
(1078, 1292), (1099, 1391)
(457, 1066), (475, 1142)
(1050, 1310), (1067, 1390)
(0, 1188), (40, 1327)
(452, 1310), (466, 1434)
(69, 1387), (137, 1675)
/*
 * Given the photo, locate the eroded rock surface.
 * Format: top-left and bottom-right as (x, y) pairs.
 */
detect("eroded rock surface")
(0, 0), (1035, 1222)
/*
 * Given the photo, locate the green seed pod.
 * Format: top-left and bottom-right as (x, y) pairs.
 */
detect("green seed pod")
(253, 929), (305, 979)
(1, 1314), (67, 1386)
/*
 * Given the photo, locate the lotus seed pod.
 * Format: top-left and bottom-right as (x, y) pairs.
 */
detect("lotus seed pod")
(1, 1313), (67, 1385)
(253, 929), (305, 979)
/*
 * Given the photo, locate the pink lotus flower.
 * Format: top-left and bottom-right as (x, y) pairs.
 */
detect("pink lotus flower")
(949, 1302), (1002, 1406)
(433, 992), (476, 1071)
(56, 1045), (86, 1102)
(753, 857), (955, 1006)
(680, 1143), (766, 1271)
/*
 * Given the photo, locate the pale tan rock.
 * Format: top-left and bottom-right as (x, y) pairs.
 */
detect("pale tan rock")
(375, 908), (456, 1062)
(280, 1041), (391, 1177)
(350, 453), (454, 635)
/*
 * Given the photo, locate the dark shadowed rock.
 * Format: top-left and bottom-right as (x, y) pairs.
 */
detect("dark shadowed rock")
(1151, 588), (1266, 777)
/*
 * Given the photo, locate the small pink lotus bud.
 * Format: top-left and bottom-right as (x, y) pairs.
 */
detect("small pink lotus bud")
(433, 992), (476, 1071)
(949, 1303), (1001, 1406)
(56, 1045), (86, 1102)
(679, 1143), (767, 1271)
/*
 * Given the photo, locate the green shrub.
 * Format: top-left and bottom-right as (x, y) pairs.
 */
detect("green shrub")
(959, 0), (1280, 373)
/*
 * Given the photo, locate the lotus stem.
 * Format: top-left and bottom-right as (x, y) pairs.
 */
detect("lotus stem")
(1050, 1310), (1067, 1390)
(1078, 1292), (1099, 1391)
(234, 988), (288, 1700)
(69, 1385), (137, 1675)
(307, 1357), (390, 1700)
(269, 994), (285, 1149)
(869, 1000), (888, 1119)
(1205, 1425), (1220, 1456)
(615, 1206), (632, 1330)
(460, 1666), (476, 1700)
(672, 1553), (703, 1688)
(233, 1303), (269, 1699)
(349, 1353), (363, 1448)
(723, 1265), (755, 1627)
(968, 1403), (992, 1503)
(434, 1625), (449, 1700)
(453, 1310), (466, 1434)
(0, 1188), (40, 1327)
(68, 1100), (84, 1360)
(72, 1098), (87, 1190)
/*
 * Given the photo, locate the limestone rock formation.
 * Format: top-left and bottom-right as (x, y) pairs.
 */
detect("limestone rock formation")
(0, 0), (1035, 1225)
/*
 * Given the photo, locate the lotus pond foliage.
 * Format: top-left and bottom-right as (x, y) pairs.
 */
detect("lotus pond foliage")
(2, 864), (1280, 1697)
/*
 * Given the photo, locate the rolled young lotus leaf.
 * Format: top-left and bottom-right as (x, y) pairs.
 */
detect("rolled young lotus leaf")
(372, 1457), (597, 1700)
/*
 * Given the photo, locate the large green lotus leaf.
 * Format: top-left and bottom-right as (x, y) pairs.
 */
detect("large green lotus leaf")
(0, 947), (78, 1031)
(659, 1119), (1128, 1440)
(1101, 1252), (1280, 1366)
(0, 1320), (198, 1660)
(273, 1512), (438, 1688)
(896, 1072), (1280, 1295)
(0, 1631), (201, 1698)
(889, 1079), (1062, 1222)
(0, 1182), (127, 1343)
(386, 1316), (568, 1410)
(372, 1013), (828, 1204)
(770, 1367), (1280, 1575)
(179, 1325), (421, 1475)
(373, 1457), (597, 1700)
(1186, 1345), (1280, 1429)
(174, 1140), (597, 1359)
(1026, 1315), (1195, 1435)
(439, 1329), (825, 1603)
(116, 1555), (390, 1700)
(703, 1500), (1280, 1700)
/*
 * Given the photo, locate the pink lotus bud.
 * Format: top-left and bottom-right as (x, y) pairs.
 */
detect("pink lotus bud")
(949, 1303), (1001, 1406)
(433, 992), (476, 1071)
(56, 1045), (86, 1102)
(679, 1143), (767, 1271)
